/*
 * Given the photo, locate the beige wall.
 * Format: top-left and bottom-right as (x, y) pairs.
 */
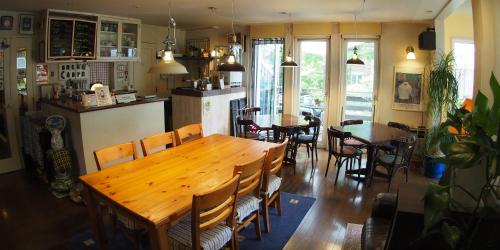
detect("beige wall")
(377, 23), (432, 127)
(443, 13), (474, 53)
(471, 0), (498, 102)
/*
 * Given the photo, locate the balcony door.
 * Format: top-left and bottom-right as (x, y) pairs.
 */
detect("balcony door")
(342, 39), (378, 122)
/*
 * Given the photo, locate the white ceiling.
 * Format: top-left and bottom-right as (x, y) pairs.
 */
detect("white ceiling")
(2, 0), (447, 29)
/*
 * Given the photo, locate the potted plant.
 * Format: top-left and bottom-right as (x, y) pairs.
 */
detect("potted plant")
(424, 52), (459, 178)
(417, 73), (500, 250)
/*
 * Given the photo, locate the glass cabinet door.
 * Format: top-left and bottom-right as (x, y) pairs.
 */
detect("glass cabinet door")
(73, 20), (96, 59)
(49, 19), (73, 59)
(120, 23), (138, 59)
(99, 20), (119, 58)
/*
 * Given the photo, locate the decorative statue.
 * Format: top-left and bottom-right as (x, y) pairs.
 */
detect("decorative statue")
(45, 115), (72, 198)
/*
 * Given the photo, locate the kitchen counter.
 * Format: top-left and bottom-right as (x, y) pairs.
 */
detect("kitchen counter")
(171, 86), (246, 97)
(40, 97), (169, 113)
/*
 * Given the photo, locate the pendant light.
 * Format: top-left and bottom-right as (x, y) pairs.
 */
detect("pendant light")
(217, 0), (246, 72)
(281, 13), (298, 67)
(148, 1), (188, 75)
(346, 0), (365, 65)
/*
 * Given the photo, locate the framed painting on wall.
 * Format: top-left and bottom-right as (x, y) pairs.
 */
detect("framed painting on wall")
(19, 15), (34, 35)
(392, 67), (425, 111)
(0, 16), (14, 30)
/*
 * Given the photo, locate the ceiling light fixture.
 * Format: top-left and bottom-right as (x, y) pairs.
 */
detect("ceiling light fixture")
(148, 1), (188, 75)
(347, 0), (365, 65)
(281, 13), (298, 67)
(217, 0), (246, 72)
(406, 46), (416, 60)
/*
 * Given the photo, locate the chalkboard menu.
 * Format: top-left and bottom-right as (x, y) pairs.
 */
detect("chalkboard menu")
(73, 21), (96, 58)
(49, 19), (73, 58)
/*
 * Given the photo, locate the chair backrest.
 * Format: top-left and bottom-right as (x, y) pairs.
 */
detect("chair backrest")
(309, 117), (321, 142)
(175, 123), (204, 145)
(387, 121), (411, 132)
(271, 125), (300, 143)
(233, 153), (266, 197)
(94, 141), (138, 171)
(262, 139), (288, 193)
(301, 111), (312, 119)
(327, 127), (351, 156)
(235, 116), (255, 137)
(140, 131), (176, 156)
(191, 174), (241, 249)
(340, 119), (363, 126)
(391, 135), (417, 166)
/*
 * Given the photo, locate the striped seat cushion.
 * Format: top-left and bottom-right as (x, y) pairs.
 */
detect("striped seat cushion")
(167, 216), (232, 250)
(267, 175), (282, 198)
(236, 195), (261, 223)
(378, 154), (404, 165)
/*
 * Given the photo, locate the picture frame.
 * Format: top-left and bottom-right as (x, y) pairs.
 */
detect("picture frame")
(0, 16), (14, 30)
(392, 67), (425, 112)
(19, 15), (34, 35)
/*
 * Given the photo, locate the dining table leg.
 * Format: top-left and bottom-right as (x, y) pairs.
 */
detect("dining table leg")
(149, 223), (169, 250)
(365, 144), (377, 186)
(82, 186), (108, 250)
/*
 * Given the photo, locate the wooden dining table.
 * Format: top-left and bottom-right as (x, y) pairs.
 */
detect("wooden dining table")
(79, 134), (274, 250)
(332, 122), (414, 185)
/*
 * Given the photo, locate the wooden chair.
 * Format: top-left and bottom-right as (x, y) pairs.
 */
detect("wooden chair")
(340, 120), (367, 149)
(325, 127), (363, 185)
(235, 116), (266, 141)
(373, 136), (416, 191)
(94, 141), (138, 171)
(175, 123), (204, 145)
(233, 153), (266, 240)
(271, 125), (301, 174)
(296, 116), (321, 173)
(261, 139), (288, 233)
(140, 131), (176, 156)
(93, 142), (142, 249)
(387, 121), (410, 132)
(380, 122), (411, 153)
(167, 174), (241, 250)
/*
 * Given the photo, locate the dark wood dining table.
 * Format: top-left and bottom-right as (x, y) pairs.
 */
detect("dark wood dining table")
(253, 113), (309, 129)
(332, 122), (414, 185)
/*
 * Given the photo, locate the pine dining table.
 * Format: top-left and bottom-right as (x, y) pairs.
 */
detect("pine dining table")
(79, 134), (274, 250)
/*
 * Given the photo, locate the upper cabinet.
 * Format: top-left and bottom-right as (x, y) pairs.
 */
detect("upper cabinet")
(43, 10), (141, 62)
(97, 18), (140, 61)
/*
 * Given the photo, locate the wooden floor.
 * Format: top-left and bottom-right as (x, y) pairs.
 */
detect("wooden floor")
(0, 147), (431, 250)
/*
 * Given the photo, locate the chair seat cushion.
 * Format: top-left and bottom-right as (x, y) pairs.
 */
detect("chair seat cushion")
(296, 134), (314, 143)
(167, 216), (232, 250)
(378, 154), (403, 165)
(335, 146), (362, 156)
(236, 195), (261, 223)
(267, 175), (282, 198)
(344, 138), (366, 148)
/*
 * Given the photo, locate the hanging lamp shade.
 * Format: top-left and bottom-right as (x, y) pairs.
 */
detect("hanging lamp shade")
(217, 54), (246, 71)
(346, 46), (365, 65)
(281, 52), (298, 67)
(148, 58), (188, 74)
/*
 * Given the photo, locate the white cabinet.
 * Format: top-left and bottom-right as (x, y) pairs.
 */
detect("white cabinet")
(97, 17), (141, 61)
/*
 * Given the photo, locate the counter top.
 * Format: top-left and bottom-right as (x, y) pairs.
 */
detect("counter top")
(171, 86), (246, 97)
(40, 97), (169, 113)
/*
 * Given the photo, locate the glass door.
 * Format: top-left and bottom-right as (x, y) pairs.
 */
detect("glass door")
(297, 39), (329, 144)
(251, 39), (284, 119)
(99, 19), (119, 59)
(343, 39), (377, 122)
(121, 22), (138, 59)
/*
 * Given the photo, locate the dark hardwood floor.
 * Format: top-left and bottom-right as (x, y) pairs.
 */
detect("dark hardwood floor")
(0, 148), (432, 250)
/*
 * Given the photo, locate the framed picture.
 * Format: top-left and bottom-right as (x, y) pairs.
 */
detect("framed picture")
(392, 67), (425, 111)
(19, 15), (34, 35)
(0, 16), (14, 30)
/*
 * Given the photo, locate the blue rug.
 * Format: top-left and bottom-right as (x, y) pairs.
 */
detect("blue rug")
(66, 192), (315, 250)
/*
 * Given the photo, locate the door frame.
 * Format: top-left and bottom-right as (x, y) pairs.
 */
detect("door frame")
(294, 36), (331, 146)
(0, 38), (22, 174)
(340, 36), (380, 123)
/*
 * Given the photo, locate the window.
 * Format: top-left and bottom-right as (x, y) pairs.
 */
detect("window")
(251, 38), (284, 117)
(453, 39), (475, 101)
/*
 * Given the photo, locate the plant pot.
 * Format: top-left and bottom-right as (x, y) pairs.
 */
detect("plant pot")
(423, 155), (446, 179)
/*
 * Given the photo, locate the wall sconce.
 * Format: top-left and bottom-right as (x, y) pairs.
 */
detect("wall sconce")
(406, 46), (416, 60)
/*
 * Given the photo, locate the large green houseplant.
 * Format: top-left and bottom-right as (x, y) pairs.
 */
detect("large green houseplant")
(418, 73), (500, 250)
(424, 52), (459, 178)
